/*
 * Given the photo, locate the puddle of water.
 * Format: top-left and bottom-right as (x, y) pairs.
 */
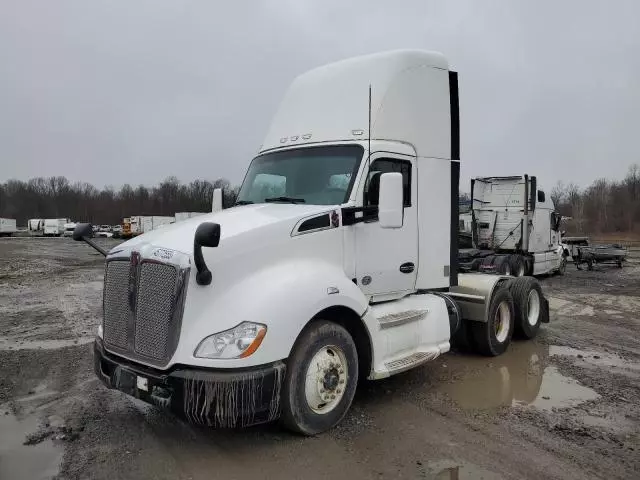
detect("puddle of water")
(523, 366), (599, 411)
(426, 460), (502, 480)
(550, 345), (640, 371)
(0, 336), (93, 351)
(442, 342), (600, 411)
(0, 410), (63, 480)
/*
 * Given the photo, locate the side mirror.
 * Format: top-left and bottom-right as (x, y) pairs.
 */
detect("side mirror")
(194, 222), (221, 286)
(378, 172), (404, 228)
(72, 223), (93, 241)
(72, 222), (108, 257)
(212, 188), (223, 213)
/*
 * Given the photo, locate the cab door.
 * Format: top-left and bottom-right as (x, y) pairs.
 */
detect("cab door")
(352, 153), (418, 299)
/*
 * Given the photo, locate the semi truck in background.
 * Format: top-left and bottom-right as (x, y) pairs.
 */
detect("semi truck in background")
(459, 175), (566, 277)
(0, 218), (17, 237)
(73, 50), (550, 435)
(43, 218), (68, 237)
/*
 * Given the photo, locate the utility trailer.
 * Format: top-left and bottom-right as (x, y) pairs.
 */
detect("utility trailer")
(459, 175), (565, 277)
(73, 50), (550, 435)
(562, 236), (628, 270)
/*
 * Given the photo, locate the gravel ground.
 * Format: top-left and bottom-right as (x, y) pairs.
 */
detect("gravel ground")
(0, 237), (638, 480)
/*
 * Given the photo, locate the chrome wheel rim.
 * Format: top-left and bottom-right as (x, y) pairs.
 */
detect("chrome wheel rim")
(495, 302), (511, 343)
(527, 290), (541, 326)
(305, 345), (348, 414)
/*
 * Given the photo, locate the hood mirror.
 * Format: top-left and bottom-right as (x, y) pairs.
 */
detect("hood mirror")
(72, 223), (108, 257)
(194, 222), (221, 285)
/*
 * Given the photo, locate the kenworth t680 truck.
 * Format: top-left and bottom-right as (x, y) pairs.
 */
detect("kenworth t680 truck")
(74, 50), (549, 435)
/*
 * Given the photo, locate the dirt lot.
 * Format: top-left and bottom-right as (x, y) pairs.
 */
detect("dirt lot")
(1, 237), (638, 480)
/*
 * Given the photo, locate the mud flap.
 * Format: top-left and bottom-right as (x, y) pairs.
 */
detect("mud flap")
(542, 297), (550, 323)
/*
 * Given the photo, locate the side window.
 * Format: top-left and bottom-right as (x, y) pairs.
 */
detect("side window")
(537, 190), (546, 203)
(364, 159), (411, 207)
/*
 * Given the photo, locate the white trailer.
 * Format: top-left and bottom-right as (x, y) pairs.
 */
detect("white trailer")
(459, 175), (565, 276)
(174, 212), (206, 223)
(28, 219), (44, 236)
(43, 218), (67, 237)
(140, 216), (174, 233)
(76, 50), (550, 435)
(0, 218), (17, 237)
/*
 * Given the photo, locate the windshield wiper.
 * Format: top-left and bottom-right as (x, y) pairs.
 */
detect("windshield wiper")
(234, 200), (254, 206)
(264, 196), (306, 204)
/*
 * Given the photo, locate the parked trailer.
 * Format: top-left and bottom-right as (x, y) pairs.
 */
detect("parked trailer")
(175, 212), (206, 223)
(562, 236), (628, 270)
(43, 218), (67, 237)
(0, 218), (17, 237)
(28, 219), (44, 236)
(74, 49), (550, 435)
(459, 175), (565, 277)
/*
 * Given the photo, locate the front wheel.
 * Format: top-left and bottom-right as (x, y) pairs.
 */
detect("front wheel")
(281, 320), (358, 435)
(471, 287), (515, 356)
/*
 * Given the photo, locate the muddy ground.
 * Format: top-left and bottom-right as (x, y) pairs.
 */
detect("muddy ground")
(0, 237), (638, 480)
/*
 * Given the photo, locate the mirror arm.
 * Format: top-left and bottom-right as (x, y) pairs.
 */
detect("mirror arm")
(81, 236), (108, 257)
(341, 206), (378, 226)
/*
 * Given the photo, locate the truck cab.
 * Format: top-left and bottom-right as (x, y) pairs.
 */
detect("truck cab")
(463, 175), (565, 276)
(75, 50), (549, 435)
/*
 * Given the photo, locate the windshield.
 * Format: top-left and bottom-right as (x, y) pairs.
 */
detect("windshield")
(235, 145), (363, 205)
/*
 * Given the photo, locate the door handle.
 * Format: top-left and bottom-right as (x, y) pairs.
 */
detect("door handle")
(399, 262), (415, 274)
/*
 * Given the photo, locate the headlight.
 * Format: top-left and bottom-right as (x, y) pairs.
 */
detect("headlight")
(194, 322), (267, 359)
(97, 324), (103, 339)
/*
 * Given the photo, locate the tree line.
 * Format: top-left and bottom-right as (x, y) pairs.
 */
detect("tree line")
(551, 164), (640, 234)
(2, 165), (639, 233)
(0, 176), (239, 226)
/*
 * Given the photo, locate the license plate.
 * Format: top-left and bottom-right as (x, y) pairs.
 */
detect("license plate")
(136, 375), (149, 392)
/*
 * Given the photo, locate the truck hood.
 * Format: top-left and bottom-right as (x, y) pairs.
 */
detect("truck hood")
(117, 203), (336, 255)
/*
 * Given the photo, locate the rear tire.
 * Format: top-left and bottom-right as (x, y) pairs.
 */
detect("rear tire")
(471, 287), (515, 356)
(508, 277), (547, 339)
(281, 320), (358, 436)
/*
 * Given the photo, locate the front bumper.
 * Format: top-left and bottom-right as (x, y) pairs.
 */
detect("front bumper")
(94, 339), (286, 428)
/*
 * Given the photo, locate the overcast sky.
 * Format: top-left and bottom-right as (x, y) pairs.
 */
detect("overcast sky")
(1, 0), (639, 191)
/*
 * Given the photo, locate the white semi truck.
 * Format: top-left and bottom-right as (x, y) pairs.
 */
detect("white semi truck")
(73, 50), (549, 435)
(459, 175), (566, 277)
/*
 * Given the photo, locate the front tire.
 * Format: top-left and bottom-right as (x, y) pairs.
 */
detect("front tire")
(281, 320), (358, 435)
(471, 287), (515, 356)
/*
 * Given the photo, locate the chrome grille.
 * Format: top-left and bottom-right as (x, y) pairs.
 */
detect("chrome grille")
(103, 260), (132, 350)
(134, 263), (178, 360)
(101, 249), (189, 368)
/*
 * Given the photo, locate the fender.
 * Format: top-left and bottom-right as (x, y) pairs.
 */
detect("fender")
(172, 258), (370, 369)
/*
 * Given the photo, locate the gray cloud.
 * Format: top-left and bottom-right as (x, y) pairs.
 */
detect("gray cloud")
(1, 0), (639, 192)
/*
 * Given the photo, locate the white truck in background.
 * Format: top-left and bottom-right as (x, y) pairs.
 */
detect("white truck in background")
(459, 175), (565, 277)
(43, 218), (68, 237)
(73, 50), (550, 435)
(63, 222), (78, 237)
(0, 218), (17, 237)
